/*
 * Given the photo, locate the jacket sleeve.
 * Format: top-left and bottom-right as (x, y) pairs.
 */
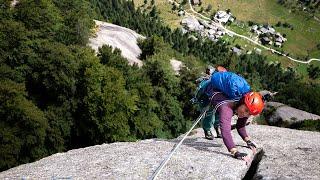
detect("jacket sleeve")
(236, 117), (248, 141)
(218, 104), (236, 151)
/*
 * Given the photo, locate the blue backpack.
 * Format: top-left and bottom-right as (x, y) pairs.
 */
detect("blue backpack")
(192, 71), (251, 107)
(191, 79), (211, 107)
(210, 72), (251, 100)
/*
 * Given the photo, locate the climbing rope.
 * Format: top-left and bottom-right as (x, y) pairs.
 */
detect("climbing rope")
(148, 109), (208, 180)
(149, 92), (236, 179)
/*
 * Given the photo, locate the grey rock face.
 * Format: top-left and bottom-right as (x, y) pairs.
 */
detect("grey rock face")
(1, 125), (319, 180)
(0, 129), (256, 179)
(249, 125), (320, 180)
(181, 16), (201, 32)
(88, 20), (145, 67)
(88, 21), (182, 73)
(265, 102), (320, 126)
(170, 59), (184, 75)
(11, 0), (19, 7)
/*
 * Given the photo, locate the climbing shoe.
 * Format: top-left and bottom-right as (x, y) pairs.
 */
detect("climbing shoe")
(204, 130), (214, 140)
(214, 126), (222, 138)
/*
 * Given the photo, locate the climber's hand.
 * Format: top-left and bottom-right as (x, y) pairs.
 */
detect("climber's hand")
(246, 140), (257, 154)
(233, 151), (251, 164)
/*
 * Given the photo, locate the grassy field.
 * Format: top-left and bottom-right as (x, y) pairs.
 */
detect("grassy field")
(201, 0), (320, 60)
(133, 0), (183, 29)
(201, 0), (320, 80)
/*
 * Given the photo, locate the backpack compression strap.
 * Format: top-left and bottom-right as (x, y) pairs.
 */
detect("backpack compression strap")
(210, 92), (239, 113)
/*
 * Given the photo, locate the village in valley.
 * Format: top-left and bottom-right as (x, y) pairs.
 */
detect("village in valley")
(176, 0), (289, 56)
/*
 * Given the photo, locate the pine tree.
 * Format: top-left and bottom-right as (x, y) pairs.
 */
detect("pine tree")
(0, 80), (48, 171)
(307, 64), (320, 79)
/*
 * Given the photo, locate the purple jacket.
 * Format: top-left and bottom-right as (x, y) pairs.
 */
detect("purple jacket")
(210, 92), (248, 151)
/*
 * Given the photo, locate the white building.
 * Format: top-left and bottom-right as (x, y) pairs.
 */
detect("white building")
(275, 42), (282, 47)
(214, 11), (231, 23)
(268, 27), (276, 34)
(251, 25), (258, 32)
(275, 37), (283, 43)
(232, 47), (242, 55)
(254, 48), (262, 54)
(192, 0), (201, 5)
(178, 11), (185, 16)
(208, 29), (216, 35)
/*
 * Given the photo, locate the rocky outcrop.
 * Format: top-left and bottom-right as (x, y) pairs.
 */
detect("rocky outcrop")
(88, 21), (185, 73)
(1, 125), (319, 179)
(88, 20), (144, 67)
(265, 102), (320, 126)
(0, 128), (257, 179)
(170, 59), (184, 75)
(10, 0), (19, 7)
(250, 125), (320, 179)
(181, 16), (203, 32)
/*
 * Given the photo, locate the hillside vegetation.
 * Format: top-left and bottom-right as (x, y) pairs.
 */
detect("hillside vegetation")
(134, 0), (320, 75)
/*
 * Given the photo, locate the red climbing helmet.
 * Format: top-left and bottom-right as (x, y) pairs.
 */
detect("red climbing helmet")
(244, 92), (264, 115)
